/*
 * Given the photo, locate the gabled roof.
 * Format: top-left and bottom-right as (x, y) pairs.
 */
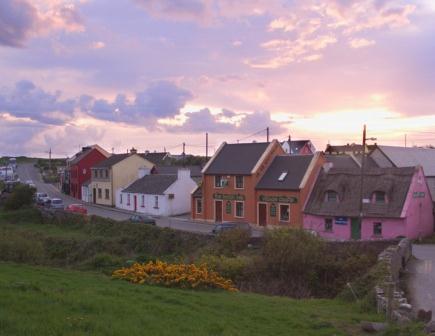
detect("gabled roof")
(192, 185), (202, 198)
(325, 154), (359, 169)
(325, 144), (364, 154)
(122, 174), (177, 195)
(256, 155), (314, 190)
(281, 140), (314, 154)
(374, 145), (435, 176)
(93, 154), (130, 168)
(143, 152), (169, 165)
(304, 167), (416, 218)
(203, 142), (270, 175)
(69, 145), (109, 166)
(155, 165), (202, 177)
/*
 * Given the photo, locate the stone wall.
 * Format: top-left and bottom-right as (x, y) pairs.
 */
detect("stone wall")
(375, 238), (413, 323)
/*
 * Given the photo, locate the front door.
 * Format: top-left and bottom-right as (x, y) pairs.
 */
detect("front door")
(134, 195), (137, 212)
(351, 218), (361, 240)
(258, 203), (267, 226)
(93, 188), (96, 203)
(215, 201), (223, 222)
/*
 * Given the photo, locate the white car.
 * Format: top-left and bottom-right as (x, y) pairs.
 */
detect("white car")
(48, 198), (64, 210)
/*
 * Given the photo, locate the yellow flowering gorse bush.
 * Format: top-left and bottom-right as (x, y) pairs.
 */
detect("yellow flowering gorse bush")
(112, 261), (238, 292)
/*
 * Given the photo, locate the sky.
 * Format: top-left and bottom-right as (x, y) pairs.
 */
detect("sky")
(1, 0), (435, 158)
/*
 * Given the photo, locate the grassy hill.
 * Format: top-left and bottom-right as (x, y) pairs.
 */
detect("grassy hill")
(0, 263), (382, 336)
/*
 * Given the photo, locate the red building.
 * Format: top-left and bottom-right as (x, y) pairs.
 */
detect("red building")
(68, 145), (110, 199)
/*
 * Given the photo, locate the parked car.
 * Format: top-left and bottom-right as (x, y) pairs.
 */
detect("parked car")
(129, 214), (156, 225)
(65, 204), (87, 215)
(35, 192), (49, 204)
(212, 222), (251, 235)
(47, 198), (64, 210)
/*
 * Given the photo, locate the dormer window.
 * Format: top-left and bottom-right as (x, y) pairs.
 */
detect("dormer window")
(325, 190), (338, 203)
(373, 191), (386, 204)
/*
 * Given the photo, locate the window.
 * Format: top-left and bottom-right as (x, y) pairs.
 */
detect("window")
(141, 195), (145, 207)
(105, 170), (109, 178)
(215, 175), (222, 188)
(127, 194), (131, 206)
(325, 190), (338, 202)
(154, 196), (159, 208)
(196, 199), (202, 214)
(278, 171), (288, 181)
(105, 189), (110, 199)
(98, 188), (102, 199)
(325, 218), (333, 232)
(373, 222), (382, 236)
(235, 176), (244, 189)
(93, 170), (97, 178)
(373, 191), (386, 204)
(235, 201), (244, 217)
(279, 204), (290, 222)
(120, 194), (123, 204)
(82, 168), (86, 175)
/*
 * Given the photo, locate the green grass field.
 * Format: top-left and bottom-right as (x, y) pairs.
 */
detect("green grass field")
(0, 263), (382, 336)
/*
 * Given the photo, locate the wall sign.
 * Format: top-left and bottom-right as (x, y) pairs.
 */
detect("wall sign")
(335, 217), (348, 225)
(270, 203), (277, 217)
(213, 193), (245, 201)
(413, 191), (425, 198)
(225, 201), (232, 214)
(259, 195), (298, 203)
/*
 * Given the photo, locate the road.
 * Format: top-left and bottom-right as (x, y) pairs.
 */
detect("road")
(16, 163), (215, 234)
(408, 244), (435, 320)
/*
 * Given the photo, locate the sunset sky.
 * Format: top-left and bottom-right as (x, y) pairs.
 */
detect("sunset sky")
(1, 0), (435, 157)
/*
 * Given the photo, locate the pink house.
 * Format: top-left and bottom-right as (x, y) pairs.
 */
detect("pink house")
(303, 166), (434, 240)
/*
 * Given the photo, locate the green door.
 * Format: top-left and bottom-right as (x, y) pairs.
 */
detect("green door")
(351, 218), (361, 240)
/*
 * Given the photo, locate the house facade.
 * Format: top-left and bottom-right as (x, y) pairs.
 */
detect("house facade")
(281, 138), (315, 155)
(254, 153), (324, 227)
(191, 140), (285, 224)
(116, 168), (197, 216)
(90, 149), (154, 206)
(67, 145), (110, 199)
(303, 166), (434, 240)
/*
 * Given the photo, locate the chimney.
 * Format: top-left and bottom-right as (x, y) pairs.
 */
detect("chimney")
(177, 168), (190, 180)
(130, 147), (137, 154)
(138, 167), (151, 179)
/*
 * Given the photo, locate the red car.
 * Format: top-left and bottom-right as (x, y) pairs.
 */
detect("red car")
(65, 204), (88, 215)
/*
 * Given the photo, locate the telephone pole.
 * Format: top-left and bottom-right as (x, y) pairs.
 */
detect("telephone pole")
(205, 132), (209, 160)
(49, 148), (52, 171)
(266, 127), (270, 143)
(182, 142), (186, 167)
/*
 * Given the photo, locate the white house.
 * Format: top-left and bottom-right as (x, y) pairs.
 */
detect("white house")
(116, 168), (198, 216)
(81, 179), (91, 203)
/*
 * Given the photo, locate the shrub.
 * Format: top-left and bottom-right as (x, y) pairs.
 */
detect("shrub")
(214, 228), (251, 255)
(113, 261), (238, 291)
(3, 184), (35, 210)
(197, 254), (251, 281)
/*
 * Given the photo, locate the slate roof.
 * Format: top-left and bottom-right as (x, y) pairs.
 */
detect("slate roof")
(325, 155), (359, 169)
(304, 167), (416, 218)
(204, 142), (270, 175)
(143, 152), (169, 165)
(155, 165), (202, 177)
(325, 144), (364, 154)
(69, 145), (109, 166)
(282, 140), (313, 154)
(375, 146), (435, 176)
(192, 185), (202, 198)
(256, 155), (314, 190)
(122, 174), (177, 195)
(93, 154), (129, 168)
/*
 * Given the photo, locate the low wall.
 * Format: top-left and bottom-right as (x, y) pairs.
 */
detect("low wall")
(375, 239), (413, 323)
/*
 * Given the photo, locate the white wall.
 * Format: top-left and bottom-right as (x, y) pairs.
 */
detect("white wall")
(164, 170), (198, 215)
(81, 185), (91, 203)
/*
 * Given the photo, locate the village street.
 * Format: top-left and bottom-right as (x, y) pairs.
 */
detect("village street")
(408, 244), (435, 321)
(16, 163), (215, 235)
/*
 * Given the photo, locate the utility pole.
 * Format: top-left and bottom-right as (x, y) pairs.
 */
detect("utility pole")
(182, 142), (186, 167)
(288, 134), (292, 154)
(205, 132), (209, 160)
(266, 127), (270, 143)
(49, 147), (52, 171)
(405, 134), (407, 148)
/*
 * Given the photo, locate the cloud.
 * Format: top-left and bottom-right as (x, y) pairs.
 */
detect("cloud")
(0, 80), (76, 125)
(0, 0), (84, 47)
(247, 0), (415, 69)
(349, 38), (376, 48)
(91, 41), (105, 49)
(165, 108), (286, 134)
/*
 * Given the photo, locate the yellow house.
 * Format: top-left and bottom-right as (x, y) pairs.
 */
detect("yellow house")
(90, 149), (154, 206)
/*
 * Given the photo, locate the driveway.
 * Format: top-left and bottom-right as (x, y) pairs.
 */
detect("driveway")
(15, 163), (218, 235)
(408, 244), (435, 320)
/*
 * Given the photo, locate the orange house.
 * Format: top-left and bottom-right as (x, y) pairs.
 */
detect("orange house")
(192, 140), (284, 224)
(254, 153), (325, 227)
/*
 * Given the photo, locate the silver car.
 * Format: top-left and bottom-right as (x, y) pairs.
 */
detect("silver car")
(48, 198), (64, 210)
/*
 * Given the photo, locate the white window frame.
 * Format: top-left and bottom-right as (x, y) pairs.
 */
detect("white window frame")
(141, 195), (145, 207)
(127, 194), (131, 206)
(196, 198), (202, 214)
(154, 195), (159, 209)
(324, 218), (333, 232)
(234, 201), (244, 218)
(279, 203), (290, 222)
(120, 193), (123, 204)
(214, 175), (223, 188)
(234, 176), (244, 189)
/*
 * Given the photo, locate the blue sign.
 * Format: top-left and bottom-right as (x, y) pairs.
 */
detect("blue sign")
(335, 217), (348, 225)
